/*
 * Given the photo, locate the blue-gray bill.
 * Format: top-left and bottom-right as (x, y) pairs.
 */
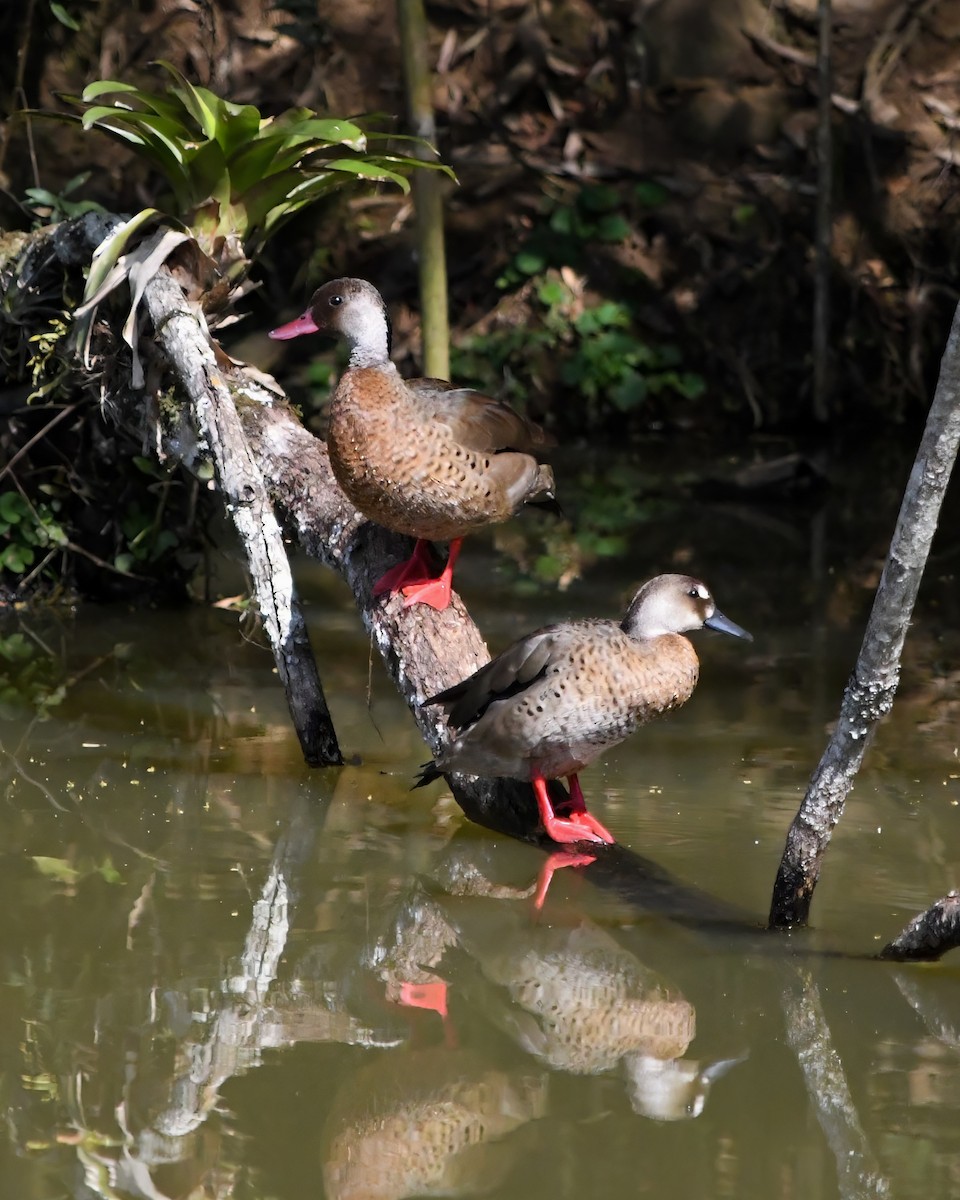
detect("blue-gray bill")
(703, 610), (753, 641)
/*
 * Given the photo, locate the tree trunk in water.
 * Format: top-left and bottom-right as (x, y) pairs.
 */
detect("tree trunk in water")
(769, 300), (960, 928)
(141, 270), (343, 767)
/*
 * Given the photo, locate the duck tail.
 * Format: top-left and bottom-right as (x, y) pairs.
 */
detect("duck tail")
(528, 466), (565, 519)
(412, 760), (444, 790)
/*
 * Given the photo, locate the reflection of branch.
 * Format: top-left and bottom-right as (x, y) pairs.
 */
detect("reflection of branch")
(781, 968), (891, 1199)
(0, 736), (70, 810)
(879, 891), (960, 962)
(770, 300), (960, 928)
(148, 794), (340, 1140)
(891, 968), (960, 1047)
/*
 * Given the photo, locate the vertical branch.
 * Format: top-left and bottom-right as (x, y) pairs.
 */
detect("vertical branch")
(812, 0), (833, 422)
(769, 301), (960, 928)
(142, 270), (344, 767)
(397, 0), (450, 380)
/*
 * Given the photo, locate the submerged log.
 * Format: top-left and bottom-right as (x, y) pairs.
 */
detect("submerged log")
(879, 891), (960, 962)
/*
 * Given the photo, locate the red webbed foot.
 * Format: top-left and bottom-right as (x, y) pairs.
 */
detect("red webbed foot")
(540, 808), (614, 846)
(398, 980), (449, 1019)
(373, 540), (437, 598)
(533, 773), (615, 846)
(400, 574), (453, 610)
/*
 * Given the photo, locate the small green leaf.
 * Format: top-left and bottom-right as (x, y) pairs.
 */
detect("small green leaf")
(0, 492), (26, 524)
(549, 206), (574, 235)
(579, 184), (620, 213)
(634, 180), (669, 208)
(514, 251), (546, 276)
(595, 214), (631, 243)
(609, 371), (648, 411)
(49, 1), (81, 30)
(32, 856), (82, 883)
(537, 278), (568, 308)
(114, 552), (135, 574)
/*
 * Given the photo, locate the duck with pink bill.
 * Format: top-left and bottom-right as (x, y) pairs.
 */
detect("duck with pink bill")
(270, 278), (558, 611)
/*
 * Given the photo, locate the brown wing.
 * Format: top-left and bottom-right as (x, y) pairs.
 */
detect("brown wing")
(406, 378), (556, 454)
(427, 628), (560, 731)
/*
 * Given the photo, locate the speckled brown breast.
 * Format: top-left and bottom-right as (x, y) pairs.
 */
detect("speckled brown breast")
(327, 366), (546, 541)
(441, 623), (700, 781)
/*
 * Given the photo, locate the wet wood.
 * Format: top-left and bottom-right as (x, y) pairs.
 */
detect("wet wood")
(769, 299), (960, 929)
(879, 891), (960, 962)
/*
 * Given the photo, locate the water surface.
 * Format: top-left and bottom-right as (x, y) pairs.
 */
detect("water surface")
(2, 454), (959, 1200)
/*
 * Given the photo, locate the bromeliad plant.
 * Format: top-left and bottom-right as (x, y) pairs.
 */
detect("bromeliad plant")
(45, 61), (451, 375)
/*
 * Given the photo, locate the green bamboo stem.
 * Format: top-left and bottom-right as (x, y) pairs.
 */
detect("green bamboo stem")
(397, 0), (449, 380)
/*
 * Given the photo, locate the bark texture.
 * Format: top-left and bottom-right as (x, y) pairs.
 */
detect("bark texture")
(142, 270), (343, 766)
(769, 300), (960, 928)
(235, 379), (573, 841)
(879, 891), (960, 962)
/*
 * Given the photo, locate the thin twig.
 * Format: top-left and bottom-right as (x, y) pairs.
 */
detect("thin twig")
(0, 403), (80, 485)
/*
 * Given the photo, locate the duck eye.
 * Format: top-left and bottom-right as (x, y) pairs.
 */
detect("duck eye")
(687, 588), (699, 598)
(329, 294), (343, 307)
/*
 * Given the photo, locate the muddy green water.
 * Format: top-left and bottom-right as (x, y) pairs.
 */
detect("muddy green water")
(2, 459), (959, 1200)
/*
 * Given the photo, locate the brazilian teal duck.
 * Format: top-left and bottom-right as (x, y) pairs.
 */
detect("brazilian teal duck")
(269, 278), (557, 610)
(424, 574), (751, 845)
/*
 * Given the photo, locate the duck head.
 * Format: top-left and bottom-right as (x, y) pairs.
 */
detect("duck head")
(622, 573), (752, 642)
(269, 278), (392, 367)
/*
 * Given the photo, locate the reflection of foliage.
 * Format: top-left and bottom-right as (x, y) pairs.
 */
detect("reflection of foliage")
(0, 631), (66, 717)
(496, 458), (676, 590)
(32, 853), (122, 887)
(452, 185), (704, 431)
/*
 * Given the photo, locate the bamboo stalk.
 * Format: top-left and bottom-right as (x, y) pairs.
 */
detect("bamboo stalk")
(812, 0), (833, 422)
(397, 0), (450, 380)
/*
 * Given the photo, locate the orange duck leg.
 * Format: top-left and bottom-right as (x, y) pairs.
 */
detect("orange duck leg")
(531, 771), (615, 847)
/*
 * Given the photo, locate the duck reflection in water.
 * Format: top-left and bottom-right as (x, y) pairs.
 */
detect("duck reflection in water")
(371, 842), (742, 1143)
(322, 1048), (547, 1200)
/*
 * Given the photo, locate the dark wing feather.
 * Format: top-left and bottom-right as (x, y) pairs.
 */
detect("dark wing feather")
(426, 629), (558, 730)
